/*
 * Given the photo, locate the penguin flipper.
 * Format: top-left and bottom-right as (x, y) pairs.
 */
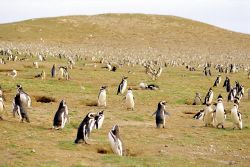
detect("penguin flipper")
(152, 111), (156, 116)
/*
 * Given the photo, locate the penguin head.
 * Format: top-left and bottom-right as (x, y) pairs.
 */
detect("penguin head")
(111, 125), (120, 136)
(87, 112), (96, 119)
(59, 100), (67, 107)
(209, 87), (212, 91)
(217, 94), (223, 102)
(97, 110), (104, 116)
(123, 76), (128, 80)
(158, 101), (167, 108)
(101, 85), (107, 90)
(16, 84), (23, 92)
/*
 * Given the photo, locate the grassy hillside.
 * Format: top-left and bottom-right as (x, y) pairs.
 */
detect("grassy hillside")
(0, 14), (250, 63)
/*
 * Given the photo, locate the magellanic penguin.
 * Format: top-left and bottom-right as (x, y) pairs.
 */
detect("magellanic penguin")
(53, 100), (69, 129)
(213, 74), (222, 87)
(152, 101), (170, 128)
(75, 112), (96, 144)
(231, 99), (242, 130)
(125, 88), (135, 110)
(203, 104), (214, 127)
(95, 110), (105, 129)
(193, 110), (204, 120)
(213, 95), (226, 129)
(204, 88), (213, 105)
(193, 92), (202, 105)
(13, 92), (30, 123)
(51, 64), (56, 78)
(97, 86), (107, 107)
(16, 84), (31, 108)
(223, 76), (231, 92)
(108, 125), (123, 156)
(117, 76), (128, 95)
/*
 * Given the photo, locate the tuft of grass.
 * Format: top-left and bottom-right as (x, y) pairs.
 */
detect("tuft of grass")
(57, 140), (77, 151)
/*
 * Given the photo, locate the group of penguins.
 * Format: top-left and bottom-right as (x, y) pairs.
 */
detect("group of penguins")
(0, 76), (170, 156)
(193, 75), (245, 129)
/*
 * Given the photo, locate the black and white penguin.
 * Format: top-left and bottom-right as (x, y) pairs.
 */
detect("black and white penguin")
(97, 86), (107, 107)
(231, 99), (242, 130)
(193, 110), (204, 120)
(203, 104), (214, 126)
(51, 64), (56, 78)
(95, 110), (105, 129)
(213, 74), (221, 87)
(108, 125), (123, 156)
(125, 88), (135, 110)
(53, 100), (69, 129)
(228, 87), (237, 102)
(74, 112), (96, 144)
(152, 101), (170, 128)
(204, 88), (213, 105)
(223, 76), (231, 92)
(13, 92), (30, 123)
(0, 94), (5, 117)
(117, 76), (128, 95)
(193, 92), (202, 105)
(213, 94), (226, 129)
(16, 84), (31, 108)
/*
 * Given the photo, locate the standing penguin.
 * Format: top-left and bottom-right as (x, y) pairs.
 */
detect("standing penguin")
(95, 110), (105, 129)
(213, 95), (226, 129)
(117, 76), (128, 95)
(74, 112), (96, 144)
(125, 88), (135, 110)
(203, 104), (214, 127)
(16, 84), (31, 108)
(13, 92), (30, 123)
(152, 101), (170, 128)
(231, 99), (242, 130)
(223, 76), (231, 92)
(108, 125), (123, 156)
(213, 74), (222, 87)
(51, 64), (56, 78)
(204, 88), (214, 105)
(97, 86), (107, 107)
(53, 100), (69, 129)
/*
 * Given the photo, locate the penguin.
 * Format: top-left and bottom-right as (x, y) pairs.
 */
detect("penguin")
(193, 110), (204, 120)
(213, 74), (221, 87)
(13, 92), (30, 123)
(223, 76), (231, 92)
(125, 88), (135, 110)
(51, 64), (56, 78)
(117, 77), (128, 95)
(228, 87), (237, 102)
(0, 95), (5, 118)
(9, 69), (17, 79)
(192, 92), (202, 105)
(53, 100), (69, 129)
(203, 104), (214, 126)
(75, 112), (96, 144)
(231, 99), (242, 130)
(95, 110), (105, 129)
(213, 94), (226, 129)
(97, 86), (107, 107)
(204, 88), (213, 105)
(108, 125), (123, 156)
(147, 84), (160, 90)
(16, 85), (31, 108)
(152, 101), (170, 128)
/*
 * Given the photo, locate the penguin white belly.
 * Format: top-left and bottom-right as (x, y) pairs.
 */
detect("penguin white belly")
(231, 108), (239, 124)
(208, 93), (213, 104)
(98, 92), (106, 106)
(121, 82), (127, 94)
(204, 108), (213, 125)
(126, 94), (134, 109)
(108, 133), (122, 156)
(215, 104), (225, 124)
(89, 119), (96, 133)
(0, 100), (3, 112)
